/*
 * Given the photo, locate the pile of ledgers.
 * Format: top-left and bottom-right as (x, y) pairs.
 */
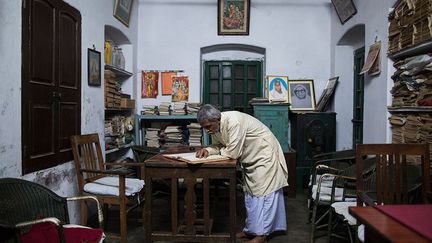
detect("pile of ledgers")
(186, 103), (202, 114)
(187, 123), (202, 146)
(158, 102), (171, 116)
(145, 128), (160, 148)
(142, 105), (157, 115)
(161, 126), (184, 148)
(172, 102), (186, 115)
(391, 54), (432, 107)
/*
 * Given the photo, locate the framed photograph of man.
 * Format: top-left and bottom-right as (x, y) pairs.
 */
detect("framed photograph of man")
(288, 80), (316, 111)
(267, 76), (289, 102)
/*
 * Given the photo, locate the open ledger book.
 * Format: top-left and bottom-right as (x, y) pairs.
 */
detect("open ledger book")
(163, 152), (228, 164)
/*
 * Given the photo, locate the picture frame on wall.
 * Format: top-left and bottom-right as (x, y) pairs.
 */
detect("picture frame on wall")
(331, 0), (357, 24)
(114, 0), (134, 27)
(267, 75), (289, 103)
(288, 80), (316, 111)
(88, 48), (101, 87)
(218, 0), (250, 35)
(316, 76), (339, 112)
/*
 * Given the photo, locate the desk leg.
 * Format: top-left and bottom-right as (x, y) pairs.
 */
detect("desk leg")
(230, 174), (237, 243)
(184, 178), (197, 235)
(144, 175), (152, 243)
(171, 178), (178, 235)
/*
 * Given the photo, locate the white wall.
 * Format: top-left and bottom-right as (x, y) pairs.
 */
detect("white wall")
(136, 0), (333, 108)
(0, 0), (138, 223)
(330, 0), (395, 149)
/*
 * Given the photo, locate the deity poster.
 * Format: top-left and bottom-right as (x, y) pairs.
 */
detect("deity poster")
(141, 71), (159, 98)
(172, 76), (189, 102)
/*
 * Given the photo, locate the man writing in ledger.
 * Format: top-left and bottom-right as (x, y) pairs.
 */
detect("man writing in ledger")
(195, 104), (288, 243)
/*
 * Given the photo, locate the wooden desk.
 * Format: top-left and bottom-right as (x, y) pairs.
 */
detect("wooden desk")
(144, 146), (237, 242)
(349, 206), (431, 243)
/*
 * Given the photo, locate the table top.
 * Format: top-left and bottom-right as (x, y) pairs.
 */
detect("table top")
(145, 146), (237, 168)
(349, 206), (431, 243)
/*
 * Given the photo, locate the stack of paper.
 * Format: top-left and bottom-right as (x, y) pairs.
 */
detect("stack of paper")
(145, 128), (160, 148)
(172, 102), (186, 115)
(187, 123), (202, 146)
(186, 103), (202, 115)
(161, 126), (184, 148)
(158, 102), (171, 116)
(142, 105), (157, 115)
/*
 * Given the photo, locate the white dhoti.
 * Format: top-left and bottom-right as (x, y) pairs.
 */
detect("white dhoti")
(243, 188), (287, 236)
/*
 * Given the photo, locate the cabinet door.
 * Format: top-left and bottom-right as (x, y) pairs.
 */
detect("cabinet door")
(255, 110), (289, 152)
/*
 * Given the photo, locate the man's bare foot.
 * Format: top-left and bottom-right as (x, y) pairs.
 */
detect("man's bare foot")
(236, 231), (252, 239)
(244, 235), (267, 243)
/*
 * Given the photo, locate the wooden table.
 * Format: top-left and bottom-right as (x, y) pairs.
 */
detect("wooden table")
(349, 206), (431, 243)
(144, 146), (237, 242)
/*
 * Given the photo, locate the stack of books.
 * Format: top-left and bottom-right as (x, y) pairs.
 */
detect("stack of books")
(172, 102), (186, 115)
(158, 102), (171, 116)
(186, 103), (202, 114)
(161, 126), (184, 148)
(187, 123), (202, 146)
(145, 128), (160, 148)
(104, 70), (121, 108)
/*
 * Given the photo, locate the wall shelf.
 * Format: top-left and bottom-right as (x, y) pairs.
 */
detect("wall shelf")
(387, 106), (432, 113)
(105, 64), (133, 77)
(389, 41), (432, 60)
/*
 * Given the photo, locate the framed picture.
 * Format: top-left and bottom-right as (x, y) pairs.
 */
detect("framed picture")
(88, 49), (101, 87)
(114, 0), (134, 27)
(267, 75), (289, 102)
(218, 0), (250, 35)
(161, 71), (177, 95)
(172, 76), (189, 102)
(288, 80), (316, 111)
(316, 77), (339, 112)
(141, 71), (159, 98)
(331, 0), (357, 24)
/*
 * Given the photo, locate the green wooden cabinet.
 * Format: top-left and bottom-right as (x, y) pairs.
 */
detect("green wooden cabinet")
(252, 104), (290, 152)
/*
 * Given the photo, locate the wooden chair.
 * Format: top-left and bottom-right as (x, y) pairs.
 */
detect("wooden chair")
(0, 177), (103, 243)
(70, 133), (146, 243)
(356, 143), (430, 206)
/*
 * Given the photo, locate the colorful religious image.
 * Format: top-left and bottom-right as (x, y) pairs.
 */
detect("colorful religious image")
(172, 76), (189, 102)
(141, 71), (158, 98)
(161, 71), (177, 95)
(223, 0), (246, 30)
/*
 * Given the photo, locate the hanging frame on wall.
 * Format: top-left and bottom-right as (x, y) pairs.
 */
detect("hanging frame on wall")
(331, 0), (357, 24)
(113, 0), (134, 27)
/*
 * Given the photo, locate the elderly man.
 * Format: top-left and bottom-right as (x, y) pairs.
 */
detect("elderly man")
(195, 104), (288, 243)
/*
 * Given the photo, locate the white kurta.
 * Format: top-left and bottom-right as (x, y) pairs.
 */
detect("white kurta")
(205, 111), (288, 196)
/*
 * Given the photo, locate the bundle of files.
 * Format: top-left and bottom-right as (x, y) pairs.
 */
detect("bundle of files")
(158, 102), (171, 116)
(161, 126), (184, 148)
(145, 128), (160, 148)
(104, 70), (121, 108)
(142, 105), (157, 115)
(186, 103), (202, 114)
(187, 123), (202, 146)
(172, 102), (186, 115)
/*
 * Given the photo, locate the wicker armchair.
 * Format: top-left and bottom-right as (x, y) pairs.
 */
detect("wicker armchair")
(0, 177), (103, 243)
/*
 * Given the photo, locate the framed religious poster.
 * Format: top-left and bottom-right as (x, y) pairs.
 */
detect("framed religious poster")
(218, 0), (250, 35)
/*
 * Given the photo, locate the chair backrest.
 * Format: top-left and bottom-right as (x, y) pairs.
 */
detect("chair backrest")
(0, 178), (69, 226)
(70, 134), (105, 192)
(356, 143), (430, 205)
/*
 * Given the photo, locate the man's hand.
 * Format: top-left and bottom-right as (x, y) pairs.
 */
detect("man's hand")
(195, 148), (209, 158)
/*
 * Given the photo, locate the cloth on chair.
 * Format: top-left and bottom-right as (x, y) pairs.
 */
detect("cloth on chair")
(84, 177), (145, 196)
(331, 201), (357, 225)
(311, 185), (345, 202)
(21, 222), (104, 243)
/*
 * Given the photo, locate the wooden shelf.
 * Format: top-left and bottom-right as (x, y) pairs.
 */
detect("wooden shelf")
(106, 143), (134, 155)
(136, 114), (197, 120)
(387, 106), (432, 113)
(388, 40), (432, 60)
(105, 64), (133, 77)
(105, 107), (134, 112)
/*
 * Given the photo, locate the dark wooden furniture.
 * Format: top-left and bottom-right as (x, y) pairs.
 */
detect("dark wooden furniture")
(70, 134), (145, 243)
(349, 206), (431, 243)
(284, 149), (297, 197)
(356, 143), (430, 206)
(290, 112), (336, 192)
(144, 146), (237, 242)
(0, 178), (103, 243)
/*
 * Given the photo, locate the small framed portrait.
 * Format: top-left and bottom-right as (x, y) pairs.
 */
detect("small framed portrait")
(331, 0), (357, 24)
(267, 76), (289, 102)
(288, 80), (316, 111)
(114, 0), (134, 27)
(87, 48), (101, 87)
(218, 0), (250, 35)
(316, 77), (339, 112)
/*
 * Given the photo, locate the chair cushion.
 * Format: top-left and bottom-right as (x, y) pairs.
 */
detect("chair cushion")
(84, 177), (145, 196)
(312, 185), (344, 202)
(309, 174), (335, 187)
(331, 201), (357, 225)
(21, 222), (104, 243)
